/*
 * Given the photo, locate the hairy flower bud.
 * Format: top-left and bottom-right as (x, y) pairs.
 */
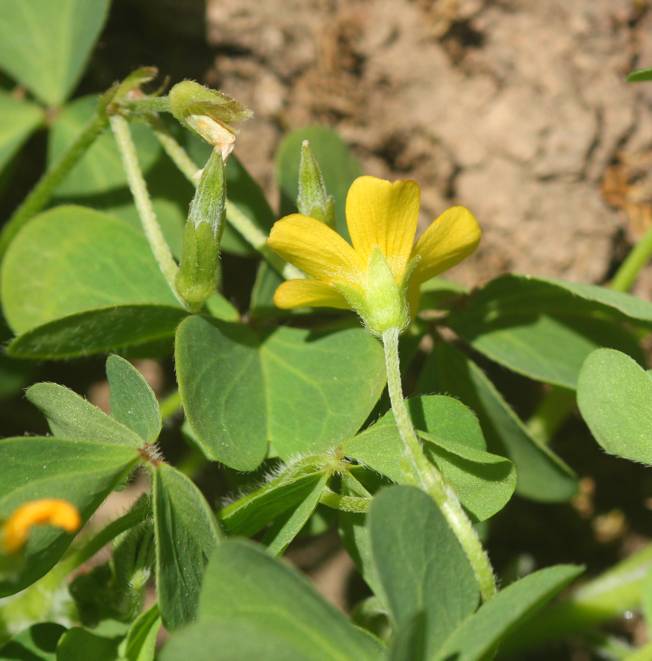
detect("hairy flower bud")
(176, 150), (226, 309)
(169, 80), (252, 159)
(297, 140), (335, 226)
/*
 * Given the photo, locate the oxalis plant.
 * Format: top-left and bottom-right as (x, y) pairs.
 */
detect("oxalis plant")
(6, 3), (652, 660)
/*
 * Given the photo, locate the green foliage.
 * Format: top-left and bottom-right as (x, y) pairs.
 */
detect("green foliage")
(0, 92), (44, 175)
(161, 540), (384, 661)
(1, 206), (186, 357)
(0, 622), (65, 660)
(627, 67), (652, 83)
(27, 381), (144, 447)
(56, 626), (123, 661)
(2, 20), (652, 658)
(48, 96), (160, 196)
(153, 464), (221, 630)
(0, 0), (110, 106)
(368, 486), (479, 658)
(578, 348), (652, 464)
(437, 564), (583, 660)
(0, 436), (140, 595)
(448, 275), (650, 389)
(176, 316), (386, 470)
(343, 395), (516, 520)
(106, 355), (162, 444)
(419, 343), (577, 501)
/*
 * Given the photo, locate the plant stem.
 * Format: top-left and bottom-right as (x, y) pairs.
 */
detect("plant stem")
(151, 122), (301, 280)
(0, 109), (108, 262)
(502, 544), (652, 656)
(150, 119), (198, 183)
(610, 223), (652, 292)
(382, 327), (497, 601)
(110, 114), (185, 307)
(159, 389), (182, 421)
(526, 385), (575, 445)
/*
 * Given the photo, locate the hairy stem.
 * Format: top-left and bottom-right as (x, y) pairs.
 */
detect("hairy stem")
(110, 115), (184, 306)
(0, 109), (108, 262)
(159, 389), (182, 421)
(382, 327), (497, 601)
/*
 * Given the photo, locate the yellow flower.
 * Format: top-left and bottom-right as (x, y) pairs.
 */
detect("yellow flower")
(2, 499), (81, 554)
(267, 175), (481, 334)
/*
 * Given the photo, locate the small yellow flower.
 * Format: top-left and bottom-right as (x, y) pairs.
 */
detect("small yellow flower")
(2, 499), (81, 554)
(267, 175), (481, 334)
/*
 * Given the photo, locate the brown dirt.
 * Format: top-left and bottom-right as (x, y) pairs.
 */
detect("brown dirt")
(204, 0), (652, 292)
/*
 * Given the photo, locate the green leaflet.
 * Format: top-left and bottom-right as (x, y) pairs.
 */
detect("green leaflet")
(419, 343), (577, 502)
(219, 460), (328, 537)
(153, 464), (222, 630)
(176, 316), (386, 471)
(343, 395), (515, 521)
(263, 473), (329, 556)
(160, 540), (384, 661)
(0, 92), (44, 175)
(1, 206), (186, 358)
(0, 437), (140, 596)
(436, 564), (583, 660)
(447, 274), (648, 389)
(368, 486), (479, 659)
(27, 382), (144, 448)
(118, 605), (161, 661)
(578, 348), (652, 464)
(628, 67), (652, 82)
(56, 627), (122, 661)
(0, 0), (110, 106)
(0, 622), (65, 660)
(106, 355), (162, 444)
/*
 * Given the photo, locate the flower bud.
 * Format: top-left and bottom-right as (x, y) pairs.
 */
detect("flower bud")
(168, 80), (252, 159)
(297, 140), (335, 226)
(176, 150), (225, 309)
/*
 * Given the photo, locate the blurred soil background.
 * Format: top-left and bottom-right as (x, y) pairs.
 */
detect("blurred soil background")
(8, 1), (652, 655)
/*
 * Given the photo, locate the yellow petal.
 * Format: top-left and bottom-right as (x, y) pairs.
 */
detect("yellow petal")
(412, 206), (481, 283)
(2, 499), (81, 554)
(346, 176), (420, 282)
(273, 279), (350, 310)
(267, 214), (361, 282)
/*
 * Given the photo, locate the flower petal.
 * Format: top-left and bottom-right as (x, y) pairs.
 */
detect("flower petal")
(268, 214), (361, 282)
(346, 176), (420, 282)
(412, 206), (481, 283)
(273, 279), (350, 310)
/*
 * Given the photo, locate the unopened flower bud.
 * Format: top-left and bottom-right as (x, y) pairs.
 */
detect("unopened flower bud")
(169, 80), (252, 159)
(297, 140), (335, 226)
(176, 150), (226, 309)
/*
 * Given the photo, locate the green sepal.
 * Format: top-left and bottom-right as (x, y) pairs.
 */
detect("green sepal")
(297, 140), (335, 226)
(339, 248), (409, 335)
(188, 150), (226, 238)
